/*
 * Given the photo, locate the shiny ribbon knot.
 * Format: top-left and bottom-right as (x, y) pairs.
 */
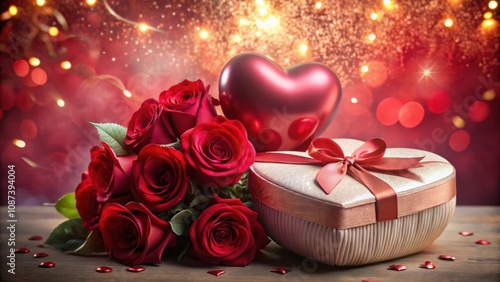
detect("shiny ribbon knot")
(255, 138), (424, 221)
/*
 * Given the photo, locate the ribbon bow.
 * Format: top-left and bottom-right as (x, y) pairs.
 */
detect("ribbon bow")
(255, 138), (424, 221)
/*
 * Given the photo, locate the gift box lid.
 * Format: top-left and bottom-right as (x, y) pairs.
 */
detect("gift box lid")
(249, 138), (456, 229)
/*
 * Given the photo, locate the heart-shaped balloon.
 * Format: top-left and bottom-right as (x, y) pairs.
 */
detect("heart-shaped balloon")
(219, 53), (342, 151)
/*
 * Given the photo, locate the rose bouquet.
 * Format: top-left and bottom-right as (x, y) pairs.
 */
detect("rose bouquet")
(46, 79), (270, 267)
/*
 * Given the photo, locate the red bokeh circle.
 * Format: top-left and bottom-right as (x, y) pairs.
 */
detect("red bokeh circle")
(376, 98), (403, 126)
(19, 119), (38, 140)
(13, 60), (30, 77)
(468, 101), (489, 122)
(399, 101), (425, 128)
(449, 130), (470, 152)
(31, 68), (48, 86)
(427, 89), (451, 114)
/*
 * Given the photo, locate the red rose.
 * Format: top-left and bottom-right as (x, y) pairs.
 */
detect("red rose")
(159, 79), (217, 136)
(131, 144), (189, 212)
(99, 202), (176, 265)
(75, 171), (101, 230)
(180, 115), (256, 188)
(190, 196), (270, 266)
(125, 99), (176, 154)
(88, 142), (136, 205)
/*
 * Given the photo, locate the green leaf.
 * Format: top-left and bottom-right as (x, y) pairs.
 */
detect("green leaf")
(62, 239), (85, 252)
(45, 219), (89, 250)
(177, 241), (190, 262)
(170, 209), (195, 236)
(189, 194), (213, 208)
(55, 193), (80, 219)
(72, 229), (107, 256)
(90, 122), (128, 156)
(160, 140), (181, 150)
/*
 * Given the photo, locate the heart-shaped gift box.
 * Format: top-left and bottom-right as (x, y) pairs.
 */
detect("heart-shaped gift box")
(248, 138), (456, 266)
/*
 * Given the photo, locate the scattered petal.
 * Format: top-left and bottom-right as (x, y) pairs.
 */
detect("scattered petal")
(459, 231), (473, 236)
(420, 261), (436, 269)
(207, 270), (226, 277)
(271, 268), (291, 274)
(33, 252), (49, 258)
(96, 266), (113, 273)
(37, 244), (46, 248)
(38, 261), (55, 268)
(475, 239), (491, 245)
(438, 255), (455, 261)
(29, 235), (43, 241)
(127, 266), (145, 272)
(388, 264), (407, 271)
(15, 247), (30, 253)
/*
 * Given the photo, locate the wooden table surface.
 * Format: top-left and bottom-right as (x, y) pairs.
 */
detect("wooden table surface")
(0, 206), (499, 282)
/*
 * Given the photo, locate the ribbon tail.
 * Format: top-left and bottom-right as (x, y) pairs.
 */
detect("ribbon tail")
(316, 162), (347, 194)
(349, 166), (398, 221)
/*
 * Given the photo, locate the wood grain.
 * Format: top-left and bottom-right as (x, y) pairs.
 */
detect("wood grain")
(0, 206), (498, 282)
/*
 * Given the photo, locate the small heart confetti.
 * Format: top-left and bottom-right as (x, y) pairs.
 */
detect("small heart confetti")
(29, 235), (43, 241)
(207, 270), (226, 277)
(127, 266), (145, 272)
(37, 244), (46, 248)
(38, 261), (55, 268)
(15, 247), (30, 253)
(475, 239), (491, 245)
(96, 266), (113, 273)
(420, 261), (436, 269)
(33, 252), (49, 258)
(459, 231), (473, 236)
(271, 268), (291, 274)
(438, 255), (455, 261)
(388, 264), (407, 271)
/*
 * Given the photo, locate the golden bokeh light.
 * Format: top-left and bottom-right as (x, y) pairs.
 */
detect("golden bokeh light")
(29, 57), (40, 67)
(60, 61), (72, 70)
(452, 116), (465, 128)
(138, 23), (149, 32)
(9, 5), (18, 16)
(13, 139), (26, 148)
(483, 89), (496, 100)
(444, 18), (453, 27)
(199, 29), (209, 39)
(299, 44), (308, 54)
(123, 89), (132, 98)
(57, 99), (65, 107)
(48, 26), (59, 36)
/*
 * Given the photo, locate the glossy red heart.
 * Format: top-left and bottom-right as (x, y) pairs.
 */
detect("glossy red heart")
(219, 53), (341, 151)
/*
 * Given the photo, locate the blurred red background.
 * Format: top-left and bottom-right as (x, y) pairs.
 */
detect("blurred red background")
(1, 0), (499, 205)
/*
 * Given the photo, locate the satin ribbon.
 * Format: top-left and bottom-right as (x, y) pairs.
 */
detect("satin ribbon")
(255, 138), (424, 221)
